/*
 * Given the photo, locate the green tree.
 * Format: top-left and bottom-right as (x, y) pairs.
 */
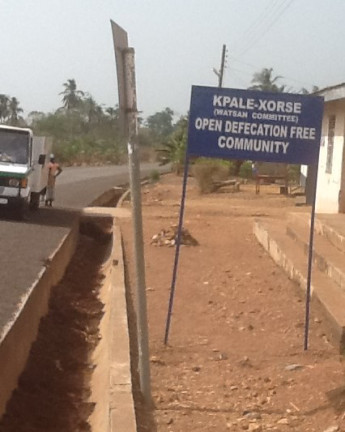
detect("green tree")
(156, 115), (187, 174)
(0, 94), (9, 123)
(300, 85), (320, 95)
(8, 97), (23, 126)
(249, 67), (285, 92)
(105, 106), (119, 120)
(60, 79), (84, 110)
(146, 107), (174, 139)
(82, 94), (104, 125)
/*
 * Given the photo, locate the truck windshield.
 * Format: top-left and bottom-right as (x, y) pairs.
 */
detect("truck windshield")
(0, 130), (29, 164)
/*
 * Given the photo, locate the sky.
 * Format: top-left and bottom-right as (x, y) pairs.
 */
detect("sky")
(1, 0), (345, 120)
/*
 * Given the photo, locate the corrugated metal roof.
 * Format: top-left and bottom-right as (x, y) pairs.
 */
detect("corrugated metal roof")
(314, 82), (345, 102)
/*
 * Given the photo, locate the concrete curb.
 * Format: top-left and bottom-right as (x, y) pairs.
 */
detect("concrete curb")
(0, 220), (79, 417)
(109, 224), (137, 432)
(87, 219), (136, 432)
(89, 219), (137, 432)
(88, 184), (137, 430)
(90, 187), (125, 208)
(253, 219), (308, 291)
(286, 219), (345, 294)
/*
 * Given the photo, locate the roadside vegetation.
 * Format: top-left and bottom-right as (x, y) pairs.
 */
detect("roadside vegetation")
(0, 80), (183, 167)
(0, 69), (317, 182)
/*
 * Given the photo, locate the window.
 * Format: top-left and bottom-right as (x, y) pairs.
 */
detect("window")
(0, 130), (29, 164)
(326, 115), (336, 174)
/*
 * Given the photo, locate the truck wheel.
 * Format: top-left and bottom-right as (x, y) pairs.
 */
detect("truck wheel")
(29, 192), (40, 210)
(14, 200), (29, 221)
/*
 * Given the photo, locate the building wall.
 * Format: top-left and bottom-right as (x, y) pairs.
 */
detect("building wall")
(316, 101), (345, 213)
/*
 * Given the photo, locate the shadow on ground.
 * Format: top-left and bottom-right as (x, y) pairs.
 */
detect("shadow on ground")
(0, 207), (80, 229)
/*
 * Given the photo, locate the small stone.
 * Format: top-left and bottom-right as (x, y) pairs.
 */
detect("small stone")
(192, 366), (201, 372)
(243, 411), (262, 420)
(150, 356), (166, 366)
(248, 424), (262, 431)
(277, 418), (289, 425)
(323, 427), (339, 432)
(215, 352), (228, 361)
(55, 360), (63, 371)
(167, 418), (174, 425)
(285, 363), (303, 371)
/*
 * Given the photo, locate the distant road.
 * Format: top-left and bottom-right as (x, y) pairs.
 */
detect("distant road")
(55, 162), (167, 208)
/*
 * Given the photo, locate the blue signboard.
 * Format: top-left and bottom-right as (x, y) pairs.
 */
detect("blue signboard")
(187, 86), (324, 165)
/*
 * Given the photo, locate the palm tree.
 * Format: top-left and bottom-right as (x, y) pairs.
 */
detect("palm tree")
(8, 97), (23, 126)
(83, 95), (104, 125)
(156, 116), (187, 174)
(301, 85), (320, 95)
(105, 106), (119, 120)
(60, 79), (84, 110)
(249, 68), (285, 92)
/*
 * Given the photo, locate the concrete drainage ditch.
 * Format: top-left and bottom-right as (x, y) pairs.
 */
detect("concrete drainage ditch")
(0, 187), (136, 432)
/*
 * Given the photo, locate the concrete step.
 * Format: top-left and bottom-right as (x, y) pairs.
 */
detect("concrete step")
(288, 212), (345, 255)
(254, 218), (345, 352)
(286, 215), (345, 294)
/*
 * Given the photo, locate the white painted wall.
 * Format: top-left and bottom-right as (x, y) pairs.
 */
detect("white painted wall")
(300, 165), (307, 187)
(316, 102), (345, 213)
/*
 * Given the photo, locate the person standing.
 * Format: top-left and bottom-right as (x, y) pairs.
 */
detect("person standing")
(45, 154), (62, 207)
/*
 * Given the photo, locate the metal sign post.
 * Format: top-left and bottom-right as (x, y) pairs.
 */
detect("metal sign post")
(111, 20), (151, 404)
(164, 155), (190, 345)
(164, 85), (324, 348)
(304, 159), (320, 350)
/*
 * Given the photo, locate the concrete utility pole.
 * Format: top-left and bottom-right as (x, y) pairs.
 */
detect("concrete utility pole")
(213, 44), (227, 87)
(124, 48), (152, 404)
(111, 20), (151, 405)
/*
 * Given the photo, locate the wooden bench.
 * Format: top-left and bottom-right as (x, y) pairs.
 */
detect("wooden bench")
(255, 174), (288, 195)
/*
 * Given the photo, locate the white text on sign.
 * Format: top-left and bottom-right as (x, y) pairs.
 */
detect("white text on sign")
(212, 95), (302, 114)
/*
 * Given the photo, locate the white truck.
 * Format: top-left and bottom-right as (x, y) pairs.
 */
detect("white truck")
(0, 125), (52, 217)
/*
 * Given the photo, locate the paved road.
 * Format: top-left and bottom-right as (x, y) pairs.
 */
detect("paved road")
(0, 162), (166, 339)
(55, 163), (161, 208)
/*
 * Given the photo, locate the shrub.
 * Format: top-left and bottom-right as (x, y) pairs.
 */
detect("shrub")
(149, 169), (160, 183)
(239, 161), (253, 178)
(53, 137), (127, 165)
(288, 164), (301, 183)
(192, 158), (230, 194)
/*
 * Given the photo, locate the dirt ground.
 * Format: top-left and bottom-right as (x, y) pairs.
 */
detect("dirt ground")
(120, 173), (345, 432)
